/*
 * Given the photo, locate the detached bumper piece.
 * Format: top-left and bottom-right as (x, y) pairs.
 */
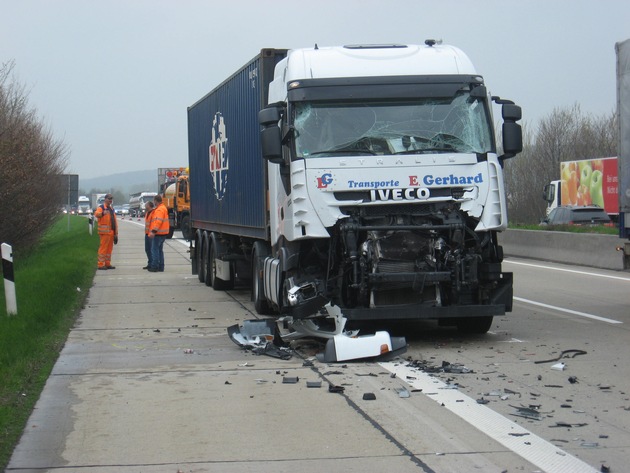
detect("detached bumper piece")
(227, 319), (292, 360)
(316, 331), (407, 363)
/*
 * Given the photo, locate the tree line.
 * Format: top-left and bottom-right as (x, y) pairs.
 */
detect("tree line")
(0, 62), (69, 252)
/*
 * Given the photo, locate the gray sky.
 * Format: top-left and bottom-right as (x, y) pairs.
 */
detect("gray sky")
(1, 0), (629, 179)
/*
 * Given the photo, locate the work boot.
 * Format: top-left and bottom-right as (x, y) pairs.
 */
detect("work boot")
(98, 267), (108, 270)
(106, 266), (116, 269)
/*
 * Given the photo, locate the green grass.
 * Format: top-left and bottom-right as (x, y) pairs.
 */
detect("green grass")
(0, 215), (98, 470)
(510, 223), (619, 235)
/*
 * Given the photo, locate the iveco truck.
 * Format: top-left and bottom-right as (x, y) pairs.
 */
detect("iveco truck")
(188, 42), (522, 334)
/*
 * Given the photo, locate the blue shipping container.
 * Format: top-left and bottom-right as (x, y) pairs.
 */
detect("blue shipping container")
(188, 49), (287, 239)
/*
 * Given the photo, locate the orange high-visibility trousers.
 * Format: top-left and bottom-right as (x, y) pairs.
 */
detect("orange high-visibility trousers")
(98, 233), (114, 268)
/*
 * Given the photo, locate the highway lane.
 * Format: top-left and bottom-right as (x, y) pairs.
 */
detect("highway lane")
(391, 257), (630, 472)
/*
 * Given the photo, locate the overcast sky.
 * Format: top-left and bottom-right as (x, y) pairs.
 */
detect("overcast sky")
(1, 0), (629, 179)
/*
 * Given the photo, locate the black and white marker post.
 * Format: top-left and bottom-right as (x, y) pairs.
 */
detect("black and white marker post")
(2, 243), (17, 315)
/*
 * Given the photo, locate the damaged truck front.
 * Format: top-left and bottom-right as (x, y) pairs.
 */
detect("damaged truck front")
(189, 42), (522, 335)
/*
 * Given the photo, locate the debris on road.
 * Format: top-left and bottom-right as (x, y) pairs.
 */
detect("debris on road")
(534, 349), (587, 364)
(227, 319), (292, 360)
(316, 331), (406, 363)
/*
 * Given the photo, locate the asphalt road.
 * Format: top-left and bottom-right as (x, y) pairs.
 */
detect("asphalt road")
(7, 219), (629, 473)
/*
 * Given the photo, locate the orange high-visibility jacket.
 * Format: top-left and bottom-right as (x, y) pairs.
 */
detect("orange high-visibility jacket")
(150, 203), (169, 235)
(94, 204), (118, 235)
(144, 210), (154, 235)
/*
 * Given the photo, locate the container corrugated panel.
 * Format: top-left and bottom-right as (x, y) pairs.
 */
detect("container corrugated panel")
(188, 49), (287, 239)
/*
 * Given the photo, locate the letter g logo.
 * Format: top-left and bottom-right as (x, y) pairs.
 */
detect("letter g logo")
(317, 173), (333, 189)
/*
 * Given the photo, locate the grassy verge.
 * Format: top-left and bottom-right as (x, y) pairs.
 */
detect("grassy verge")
(510, 223), (618, 235)
(0, 215), (98, 469)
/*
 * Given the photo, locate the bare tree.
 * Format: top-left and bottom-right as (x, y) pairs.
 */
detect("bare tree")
(504, 104), (618, 224)
(0, 61), (69, 252)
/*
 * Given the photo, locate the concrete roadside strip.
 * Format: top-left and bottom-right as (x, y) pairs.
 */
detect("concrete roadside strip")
(8, 219), (560, 473)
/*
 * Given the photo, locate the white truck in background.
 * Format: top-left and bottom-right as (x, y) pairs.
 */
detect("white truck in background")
(128, 191), (157, 218)
(77, 195), (91, 214)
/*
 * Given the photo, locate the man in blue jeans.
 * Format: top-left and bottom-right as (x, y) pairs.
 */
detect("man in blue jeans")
(143, 201), (155, 270)
(147, 195), (170, 272)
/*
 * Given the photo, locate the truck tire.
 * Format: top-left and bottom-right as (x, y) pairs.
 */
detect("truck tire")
(456, 316), (493, 334)
(252, 242), (272, 314)
(181, 215), (192, 241)
(208, 239), (234, 290)
(197, 233), (206, 283)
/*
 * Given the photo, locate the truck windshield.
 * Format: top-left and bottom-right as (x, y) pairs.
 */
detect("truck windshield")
(292, 91), (493, 158)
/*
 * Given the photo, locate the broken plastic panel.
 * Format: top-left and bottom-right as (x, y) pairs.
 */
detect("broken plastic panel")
(316, 330), (407, 363)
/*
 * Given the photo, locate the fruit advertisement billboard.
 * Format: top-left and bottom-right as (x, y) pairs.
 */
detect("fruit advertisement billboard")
(560, 157), (618, 214)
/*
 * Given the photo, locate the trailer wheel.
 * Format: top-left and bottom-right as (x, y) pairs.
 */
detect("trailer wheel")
(252, 242), (272, 314)
(197, 233), (206, 283)
(456, 316), (493, 334)
(181, 215), (192, 241)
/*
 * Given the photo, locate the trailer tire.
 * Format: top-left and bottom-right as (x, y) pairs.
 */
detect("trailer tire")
(252, 242), (272, 314)
(456, 316), (493, 334)
(181, 215), (192, 241)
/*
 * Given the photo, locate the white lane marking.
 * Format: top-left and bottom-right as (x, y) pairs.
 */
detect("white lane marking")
(514, 297), (623, 324)
(504, 259), (630, 282)
(380, 361), (598, 473)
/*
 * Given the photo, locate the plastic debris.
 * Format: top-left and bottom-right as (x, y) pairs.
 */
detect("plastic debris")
(282, 376), (299, 384)
(306, 380), (322, 388)
(362, 392), (376, 400)
(551, 362), (566, 371)
(316, 330), (406, 362)
(328, 384), (345, 394)
(227, 320), (292, 360)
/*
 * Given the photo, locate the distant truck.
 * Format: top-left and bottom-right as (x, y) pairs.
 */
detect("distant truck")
(128, 191), (157, 218)
(91, 193), (106, 213)
(187, 43), (522, 334)
(543, 157), (618, 220)
(77, 195), (91, 215)
(162, 170), (192, 240)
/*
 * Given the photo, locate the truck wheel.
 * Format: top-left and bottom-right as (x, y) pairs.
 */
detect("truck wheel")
(456, 316), (493, 334)
(252, 242), (272, 314)
(197, 234), (206, 283)
(181, 215), (192, 241)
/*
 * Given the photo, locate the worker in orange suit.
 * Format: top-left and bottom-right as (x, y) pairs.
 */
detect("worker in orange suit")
(94, 193), (118, 270)
(147, 194), (169, 272)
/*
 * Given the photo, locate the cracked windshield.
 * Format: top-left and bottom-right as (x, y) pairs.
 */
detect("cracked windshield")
(293, 91), (494, 158)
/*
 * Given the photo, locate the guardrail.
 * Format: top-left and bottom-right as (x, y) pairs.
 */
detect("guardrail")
(501, 229), (626, 271)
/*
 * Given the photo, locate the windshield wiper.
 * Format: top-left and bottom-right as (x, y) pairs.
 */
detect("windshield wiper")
(393, 148), (452, 155)
(309, 149), (376, 156)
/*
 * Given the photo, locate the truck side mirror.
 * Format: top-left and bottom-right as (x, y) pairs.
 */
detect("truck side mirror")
(259, 106), (284, 164)
(501, 104), (522, 160)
